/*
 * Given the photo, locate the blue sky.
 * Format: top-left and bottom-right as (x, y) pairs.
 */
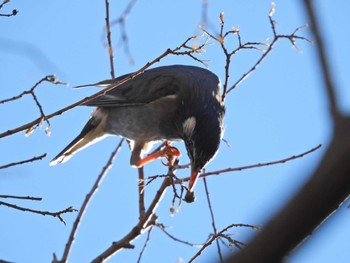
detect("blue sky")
(1, 0), (350, 262)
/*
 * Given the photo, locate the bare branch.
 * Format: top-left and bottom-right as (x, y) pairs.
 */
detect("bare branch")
(206, 144), (321, 177)
(0, 153), (47, 170)
(203, 177), (223, 262)
(104, 0), (116, 78)
(225, 12), (310, 95)
(0, 8), (17, 17)
(138, 167), (146, 219)
(137, 226), (153, 263)
(189, 223), (257, 263)
(140, 145), (321, 210)
(218, 233), (246, 250)
(92, 173), (173, 262)
(89, 141), (319, 262)
(110, 0), (138, 65)
(226, 2), (350, 262)
(201, 8), (310, 102)
(174, 144), (322, 185)
(302, 0), (340, 120)
(0, 75), (68, 137)
(0, 195), (42, 201)
(157, 223), (203, 247)
(0, 0), (9, 9)
(56, 139), (124, 263)
(0, 0), (18, 17)
(0, 201), (77, 225)
(228, 128), (350, 263)
(0, 75), (67, 104)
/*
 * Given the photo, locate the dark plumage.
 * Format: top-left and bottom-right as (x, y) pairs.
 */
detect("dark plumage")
(50, 65), (225, 202)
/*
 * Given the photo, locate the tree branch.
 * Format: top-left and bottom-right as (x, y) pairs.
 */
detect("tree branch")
(302, 0), (340, 121)
(110, 0), (137, 65)
(172, 144), (322, 185)
(189, 223), (257, 263)
(0, 195), (42, 201)
(226, 2), (350, 262)
(157, 223), (203, 247)
(0, 0), (18, 17)
(138, 167), (146, 219)
(92, 174), (173, 262)
(104, 0), (116, 78)
(0, 201), (76, 225)
(136, 226), (153, 263)
(0, 153), (47, 170)
(0, 75), (68, 137)
(201, 8), (310, 102)
(55, 139), (124, 263)
(203, 177), (223, 262)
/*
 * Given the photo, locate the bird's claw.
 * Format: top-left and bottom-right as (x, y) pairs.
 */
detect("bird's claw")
(137, 142), (181, 167)
(160, 143), (181, 167)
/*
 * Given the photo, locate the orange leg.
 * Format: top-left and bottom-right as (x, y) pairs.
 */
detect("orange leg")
(136, 142), (181, 167)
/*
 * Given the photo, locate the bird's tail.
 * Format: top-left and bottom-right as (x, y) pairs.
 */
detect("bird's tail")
(50, 109), (108, 165)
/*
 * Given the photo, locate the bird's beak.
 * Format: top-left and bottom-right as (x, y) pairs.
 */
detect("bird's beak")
(184, 166), (201, 203)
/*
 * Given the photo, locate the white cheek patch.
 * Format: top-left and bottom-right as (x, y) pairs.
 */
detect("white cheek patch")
(212, 81), (225, 106)
(182, 116), (196, 137)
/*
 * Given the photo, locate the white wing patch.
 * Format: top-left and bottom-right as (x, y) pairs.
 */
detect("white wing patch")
(182, 117), (196, 137)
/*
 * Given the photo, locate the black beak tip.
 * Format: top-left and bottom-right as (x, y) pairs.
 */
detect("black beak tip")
(184, 191), (196, 203)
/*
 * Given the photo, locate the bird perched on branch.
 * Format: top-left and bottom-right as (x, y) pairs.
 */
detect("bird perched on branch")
(50, 65), (225, 203)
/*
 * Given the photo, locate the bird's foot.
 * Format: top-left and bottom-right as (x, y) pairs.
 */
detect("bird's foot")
(136, 142), (181, 167)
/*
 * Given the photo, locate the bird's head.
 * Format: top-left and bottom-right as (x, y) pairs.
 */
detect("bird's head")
(182, 106), (224, 202)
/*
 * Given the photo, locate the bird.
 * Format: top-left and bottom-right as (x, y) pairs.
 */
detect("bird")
(50, 65), (225, 203)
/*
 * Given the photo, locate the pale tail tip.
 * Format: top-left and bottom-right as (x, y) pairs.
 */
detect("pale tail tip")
(49, 155), (70, 166)
(49, 160), (58, 166)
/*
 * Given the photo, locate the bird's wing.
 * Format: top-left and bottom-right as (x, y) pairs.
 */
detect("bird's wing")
(79, 69), (180, 107)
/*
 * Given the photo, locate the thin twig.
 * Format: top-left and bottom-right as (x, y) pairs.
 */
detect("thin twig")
(0, 0), (18, 17)
(226, 13), (310, 95)
(302, 0), (340, 120)
(201, 10), (310, 101)
(176, 144), (322, 185)
(110, 0), (138, 65)
(0, 195), (42, 201)
(0, 8), (17, 17)
(203, 177), (223, 262)
(0, 201), (76, 225)
(204, 144), (322, 178)
(55, 139), (124, 263)
(143, 145), (321, 203)
(157, 223), (203, 247)
(92, 174), (173, 262)
(0, 75), (68, 137)
(104, 0), (115, 78)
(0, 75), (67, 104)
(143, 174), (167, 187)
(138, 167), (146, 219)
(0, 153), (47, 170)
(188, 223), (257, 263)
(218, 233), (246, 250)
(138, 142), (171, 218)
(168, 161), (184, 202)
(0, 0), (9, 9)
(136, 226), (153, 263)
